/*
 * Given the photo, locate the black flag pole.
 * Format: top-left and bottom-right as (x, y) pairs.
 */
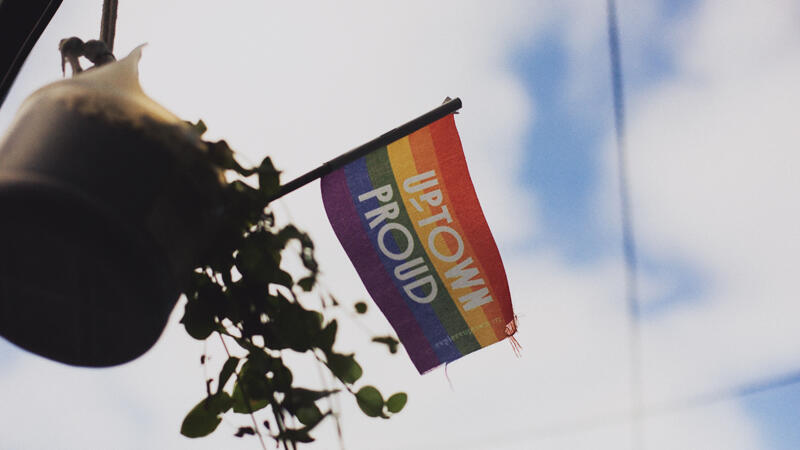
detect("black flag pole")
(267, 97), (462, 203)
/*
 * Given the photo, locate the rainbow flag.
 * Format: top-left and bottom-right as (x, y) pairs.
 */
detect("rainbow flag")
(321, 106), (515, 374)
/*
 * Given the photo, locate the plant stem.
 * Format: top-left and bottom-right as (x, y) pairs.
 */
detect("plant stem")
(270, 399), (293, 450)
(218, 333), (268, 450)
(313, 354), (345, 450)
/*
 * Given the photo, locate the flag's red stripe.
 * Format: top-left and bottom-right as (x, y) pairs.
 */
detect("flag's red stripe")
(428, 116), (515, 327)
(407, 126), (507, 342)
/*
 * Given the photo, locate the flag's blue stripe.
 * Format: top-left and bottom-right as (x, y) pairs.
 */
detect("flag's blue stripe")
(344, 156), (460, 363)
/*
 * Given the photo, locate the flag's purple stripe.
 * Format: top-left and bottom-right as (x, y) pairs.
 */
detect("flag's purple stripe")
(342, 157), (461, 365)
(321, 166), (440, 372)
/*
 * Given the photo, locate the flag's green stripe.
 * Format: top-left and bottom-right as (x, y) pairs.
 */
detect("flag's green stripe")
(365, 147), (481, 355)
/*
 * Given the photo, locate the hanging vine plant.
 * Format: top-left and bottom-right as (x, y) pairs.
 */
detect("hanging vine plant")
(177, 124), (407, 447)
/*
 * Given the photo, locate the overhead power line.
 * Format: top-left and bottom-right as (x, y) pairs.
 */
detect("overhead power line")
(428, 368), (800, 449)
(606, 1), (645, 449)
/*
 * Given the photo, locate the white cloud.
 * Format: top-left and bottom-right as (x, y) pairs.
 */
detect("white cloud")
(614, 0), (800, 401)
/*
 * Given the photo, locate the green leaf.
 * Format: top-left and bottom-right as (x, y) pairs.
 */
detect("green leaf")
(371, 336), (400, 354)
(241, 373), (272, 399)
(235, 232), (283, 285)
(276, 225), (304, 246)
(208, 392), (234, 412)
(299, 235), (318, 273)
(234, 426), (256, 437)
(273, 269), (294, 288)
(289, 388), (339, 406)
(181, 393), (233, 438)
(217, 357), (240, 394)
(180, 274), (224, 340)
(325, 353), (362, 384)
(181, 410), (220, 438)
(270, 361), (294, 392)
(385, 393), (408, 413)
(354, 302), (368, 314)
(284, 387), (337, 426)
(207, 140), (253, 175)
(276, 428), (314, 444)
(230, 357), (273, 413)
(257, 157), (281, 198)
(355, 386), (384, 418)
(232, 382), (269, 414)
(180, 305), (216, 340)
(298, 276), (315, 292)
(317, 320), (337, 352)
(262, 299), (323, 352)
(295, 404), (323, 426)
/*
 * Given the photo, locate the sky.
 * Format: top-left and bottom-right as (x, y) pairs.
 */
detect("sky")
(1, 0), (799, 449)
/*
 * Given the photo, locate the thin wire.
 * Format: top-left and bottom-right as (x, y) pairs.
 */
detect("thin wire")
(431, 367), (800, 448)
(606, 1), (644, 449)
(313, 355), (346, 450)
(656, 368), (800, 414)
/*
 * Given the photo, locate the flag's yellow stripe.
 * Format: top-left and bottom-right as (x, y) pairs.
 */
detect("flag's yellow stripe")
(405, 126), (506, 342)
(387, 136), (499, 348)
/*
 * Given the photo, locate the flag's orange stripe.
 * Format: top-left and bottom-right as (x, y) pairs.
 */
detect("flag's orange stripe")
(387, 137), (499, 347)
(427, 115), (514, 331)
(407, 125), (507, 342)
